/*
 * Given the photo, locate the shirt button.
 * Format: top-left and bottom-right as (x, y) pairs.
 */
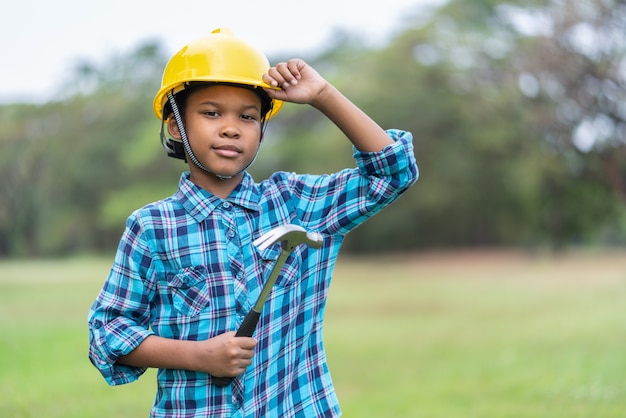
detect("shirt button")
(227, 229), (236, 239)
(223, 201), (232, 210)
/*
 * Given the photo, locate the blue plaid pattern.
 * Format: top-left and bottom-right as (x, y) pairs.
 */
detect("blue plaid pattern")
(88, 129), (418, 417)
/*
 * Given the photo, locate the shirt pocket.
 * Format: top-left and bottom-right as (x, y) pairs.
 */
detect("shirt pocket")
(255, 245), (302, 288)
(166, 265), (216, 317)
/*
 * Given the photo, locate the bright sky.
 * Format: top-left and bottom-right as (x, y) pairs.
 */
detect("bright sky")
(1, 0), (445, 103)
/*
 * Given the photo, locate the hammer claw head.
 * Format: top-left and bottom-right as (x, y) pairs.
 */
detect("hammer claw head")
(305, 231), (324, 249)
(253, 224), (323, 251)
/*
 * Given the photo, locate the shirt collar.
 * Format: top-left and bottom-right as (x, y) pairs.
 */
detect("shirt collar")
(176, 172), (260, 223)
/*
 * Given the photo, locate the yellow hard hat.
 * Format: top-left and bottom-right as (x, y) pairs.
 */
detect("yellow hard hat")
(153, 28), (283, 120)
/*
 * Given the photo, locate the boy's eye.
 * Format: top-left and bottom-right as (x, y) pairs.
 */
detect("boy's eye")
(205, 111), (219, 117)
(241, 114), (258, 121)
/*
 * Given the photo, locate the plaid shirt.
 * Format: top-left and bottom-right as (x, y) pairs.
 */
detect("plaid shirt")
(88, 129), (418, 417)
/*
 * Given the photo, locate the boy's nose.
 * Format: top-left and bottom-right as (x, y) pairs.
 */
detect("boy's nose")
(220, 118), (241, 138)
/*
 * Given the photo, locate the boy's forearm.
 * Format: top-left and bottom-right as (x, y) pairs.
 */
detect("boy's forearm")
(115, 332), (256, 377)
(116, 335), (196, 371)
(311, 84), (394, 152)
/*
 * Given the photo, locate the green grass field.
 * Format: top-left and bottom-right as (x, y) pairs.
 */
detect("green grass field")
(1, 251), (625, 417)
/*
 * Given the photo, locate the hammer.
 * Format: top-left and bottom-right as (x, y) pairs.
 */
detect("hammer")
(213, 224), (323, 386)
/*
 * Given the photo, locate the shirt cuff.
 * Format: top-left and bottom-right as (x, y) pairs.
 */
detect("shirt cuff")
(89, 317), (154, 386)
(353, 129), (415, 177)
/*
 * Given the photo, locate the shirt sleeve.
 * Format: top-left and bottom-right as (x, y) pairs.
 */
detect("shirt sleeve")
(87, 212), (156, 386)
(292, 129), (419, 235)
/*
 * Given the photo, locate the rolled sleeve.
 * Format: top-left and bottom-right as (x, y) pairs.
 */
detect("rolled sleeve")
(354, 129), (419, 185)
(88, 212), (156, 386)
(88, 315), (154, 385)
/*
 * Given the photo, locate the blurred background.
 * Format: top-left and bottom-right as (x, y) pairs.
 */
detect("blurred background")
(0, 0), (624, 257)
(2, 2), (625, 416)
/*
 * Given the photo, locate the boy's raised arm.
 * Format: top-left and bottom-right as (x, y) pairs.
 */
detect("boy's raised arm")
(263, 59), (394, 153)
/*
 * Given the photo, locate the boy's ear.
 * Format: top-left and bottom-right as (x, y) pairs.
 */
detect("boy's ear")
(167, 118), (182, 140)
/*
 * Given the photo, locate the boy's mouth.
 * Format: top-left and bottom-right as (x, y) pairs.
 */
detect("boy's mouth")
(213, 144), (242, 158)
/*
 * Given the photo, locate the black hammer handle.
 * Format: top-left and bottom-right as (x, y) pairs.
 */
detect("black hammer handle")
(212, 249), (291, 387)
(212, 310), (261, 387)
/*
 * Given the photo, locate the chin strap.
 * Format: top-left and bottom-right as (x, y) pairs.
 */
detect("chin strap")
(166, 91), (226, 177)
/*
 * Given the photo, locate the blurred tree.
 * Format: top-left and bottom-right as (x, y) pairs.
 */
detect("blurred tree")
(0, 105), (45, 255)
(328, 0), (553, 250)
(497, 0), (626, 245)
(339, 0), (626, 251)
(1, 1), (624, 257)
(0, 41), (176, 256)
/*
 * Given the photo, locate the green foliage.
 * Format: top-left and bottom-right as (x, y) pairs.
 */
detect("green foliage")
(1, 0), (625, 257)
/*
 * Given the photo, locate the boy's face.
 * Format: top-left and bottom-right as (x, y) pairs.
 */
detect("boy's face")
(168, 84), (264, 183)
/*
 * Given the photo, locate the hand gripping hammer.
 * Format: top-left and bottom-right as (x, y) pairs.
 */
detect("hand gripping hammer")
(213, 224), (323, 386)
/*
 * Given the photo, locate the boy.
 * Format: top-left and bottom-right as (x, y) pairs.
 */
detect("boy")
(88, 28), (418, 417)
